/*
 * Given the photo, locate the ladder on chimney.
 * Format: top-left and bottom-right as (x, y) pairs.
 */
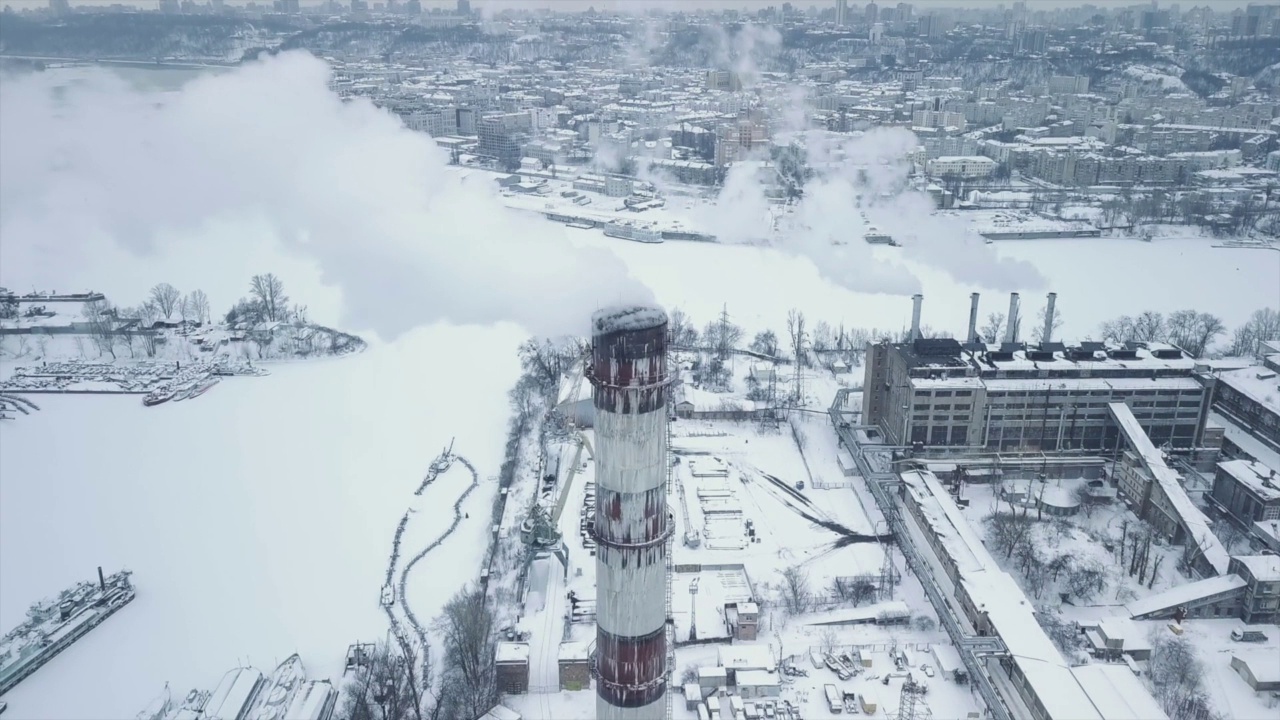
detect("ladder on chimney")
(664, 391), (675, 720)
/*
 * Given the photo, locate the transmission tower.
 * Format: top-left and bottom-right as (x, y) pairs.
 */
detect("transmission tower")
(891, 676), (933, 720)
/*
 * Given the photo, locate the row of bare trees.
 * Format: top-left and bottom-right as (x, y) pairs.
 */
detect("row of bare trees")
(1097, 306), (1277, 359)
(342, 586), (498, 720)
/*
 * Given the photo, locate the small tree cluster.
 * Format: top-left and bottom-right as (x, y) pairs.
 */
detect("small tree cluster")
(1148, 634), (1219, 720)
(341, 641), (438, 720)
(778, 565), (813, 615)
(1095, 307), (1277, 359)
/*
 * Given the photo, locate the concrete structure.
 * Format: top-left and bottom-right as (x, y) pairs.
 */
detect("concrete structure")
(589, 306), (671, 720)
(1228, 555), (1280, 624)
(558, 641), (592, 691)
(926, 155), (996, 179)
(725, 601), (758, 641)
(495, 642), (530, 695)
(1211, 459), (1280, 532)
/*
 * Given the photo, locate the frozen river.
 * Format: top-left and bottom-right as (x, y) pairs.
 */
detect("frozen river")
(0, 325), (520, 718)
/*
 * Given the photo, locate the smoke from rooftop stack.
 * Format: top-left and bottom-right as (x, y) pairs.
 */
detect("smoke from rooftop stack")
(967, 293), (981, 344)
(910, 294), (923, 342)
(589, 305), (670, 720)
(1043, 292), (1058, 344)
(1004, 292), (1021, 344)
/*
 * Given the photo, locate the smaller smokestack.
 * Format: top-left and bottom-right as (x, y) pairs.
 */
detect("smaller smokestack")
(1004, 292), (1020, 344)
(1042, 292), (1058, 344)
(98, 566), (105, 591)
(967, 293), (981, 344)
(910, 294), (923, 341)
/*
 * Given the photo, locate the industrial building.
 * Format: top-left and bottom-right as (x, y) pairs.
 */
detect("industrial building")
(897, 470), (1168, 720)
(862, 293), (1210, 454)
(588, 306), (671, 720)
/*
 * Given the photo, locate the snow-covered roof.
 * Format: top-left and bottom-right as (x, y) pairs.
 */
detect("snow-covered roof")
(1071, 664), (1169, 720)
(1211, 411), (1280, 470)
(1233, 651), (1280, 684)
(717, 644), (775, 671)
(1218, 459), (1280, 502)
(1109, 402), (1229, 575)
(558, 640), (592, 661)
(1125, 574), (1247, 619)
(1231, 554), (1280, 582)
(495, 642), (530, 664)
(735, 669), (780, 687)
(1216, 366), (1280, 416)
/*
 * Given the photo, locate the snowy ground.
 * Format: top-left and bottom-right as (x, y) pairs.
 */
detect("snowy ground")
(0, 325), (522, 718)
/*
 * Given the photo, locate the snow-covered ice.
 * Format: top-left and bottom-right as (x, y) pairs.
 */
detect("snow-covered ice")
(0, 325), (521, 718)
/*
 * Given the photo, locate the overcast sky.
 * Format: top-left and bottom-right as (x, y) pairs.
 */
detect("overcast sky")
(0, 0), (1263, 12)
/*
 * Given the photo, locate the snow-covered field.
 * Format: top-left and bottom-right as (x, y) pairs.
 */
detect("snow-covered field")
(0, 325), (521, 717)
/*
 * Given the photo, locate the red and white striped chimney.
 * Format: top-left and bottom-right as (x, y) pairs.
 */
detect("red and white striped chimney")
(589, 305), (670, 720)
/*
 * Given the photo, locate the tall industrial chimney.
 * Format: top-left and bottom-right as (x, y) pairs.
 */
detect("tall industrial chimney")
(1042, 292), (1058, 344)
(98, 566), (106, 591)
(1004, 292), (1020, 344)
(589, 306), (670, 720)
(910, 294), (923, 342)
(967, 293), (981, 344)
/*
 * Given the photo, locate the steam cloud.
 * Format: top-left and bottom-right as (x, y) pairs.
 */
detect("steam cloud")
(0, 52), (653, 341)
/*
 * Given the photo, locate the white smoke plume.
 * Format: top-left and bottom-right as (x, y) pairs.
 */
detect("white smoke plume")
(0, 52), (653, 341)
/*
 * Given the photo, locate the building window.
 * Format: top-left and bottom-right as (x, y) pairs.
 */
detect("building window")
(914, 403), (930, 410)
(935, 391), (953, 397)
(956, 391), (973, 397)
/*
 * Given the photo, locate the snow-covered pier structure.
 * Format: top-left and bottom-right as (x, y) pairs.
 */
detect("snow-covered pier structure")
(588, 306), (671, 720)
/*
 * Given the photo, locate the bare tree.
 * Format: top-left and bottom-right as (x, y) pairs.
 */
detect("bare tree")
(249, 273), (289, 323)
(980, 312), (1005, 344)
(811, 321), (834, 353)
(1166, 310), (1225, 358)
(750, 330), (780, 357)
(186, 290), (211, 326)
(1065, 558), (1107, 601)
(984, 507), (1035, 560)
(779, 565), (813, 615)
(1229, 307), (1280, 359)
(149, 283), (181, 320)
(83, 299), (117, 359)
(436, 586), (498, 720)
(1131, 311), (1166, 342)
(341, 641), (436, 720)
(136, 301), (160, 357)
(830, 577), (876, 606)
(667, 308), (698, 347)
(1149, 634), (1217, 720)
(818, 628), (839, 655)
(1030, 303), (1064, 344)
(34, 329), (50, 357)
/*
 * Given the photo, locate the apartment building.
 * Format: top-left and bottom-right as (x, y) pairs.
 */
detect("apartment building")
(1227, 555), (1280, 625)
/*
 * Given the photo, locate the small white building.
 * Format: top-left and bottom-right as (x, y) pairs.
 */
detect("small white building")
(734, 669), (781, 699)
(927, 155), (997, 179)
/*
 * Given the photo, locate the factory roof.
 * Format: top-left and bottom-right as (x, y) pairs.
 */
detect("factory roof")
(495, 642), (530, 664)
(1215, 366), (1280, 415)
(1231, 554), (1280, 582)
(1217, 459), (1280, 502)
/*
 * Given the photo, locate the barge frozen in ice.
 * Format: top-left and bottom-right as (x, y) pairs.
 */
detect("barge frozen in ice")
(0, 567), (135, 695)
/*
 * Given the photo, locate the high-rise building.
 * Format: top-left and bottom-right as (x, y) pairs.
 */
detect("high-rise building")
(457, 0), (471, 16)
(865, 1), (878, 24)
(48, 0), (71, 15)
(836, 0), (848, 26)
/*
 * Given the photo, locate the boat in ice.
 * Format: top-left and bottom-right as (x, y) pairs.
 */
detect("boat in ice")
(164, 688), (212, 720)
(602, 221), (663, 244)
(135, 685), (172, 720)
(142, 386), (177, 406)
(285, 680), (337, 720)
(0, 568), (136, 695)
(203, 667), (265, 720)
(243, 654), (306, 720)
(179, 376), (220, 401)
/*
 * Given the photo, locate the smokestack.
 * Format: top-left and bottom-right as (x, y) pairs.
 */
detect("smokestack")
(910, 294), (923, 342)
(1042, 292), (1058, 344)
(589, 305), (670, 720)
(98, 566), (105, 591)
(1004, 292), (1020, 344)
(967, 293), (981, 344)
